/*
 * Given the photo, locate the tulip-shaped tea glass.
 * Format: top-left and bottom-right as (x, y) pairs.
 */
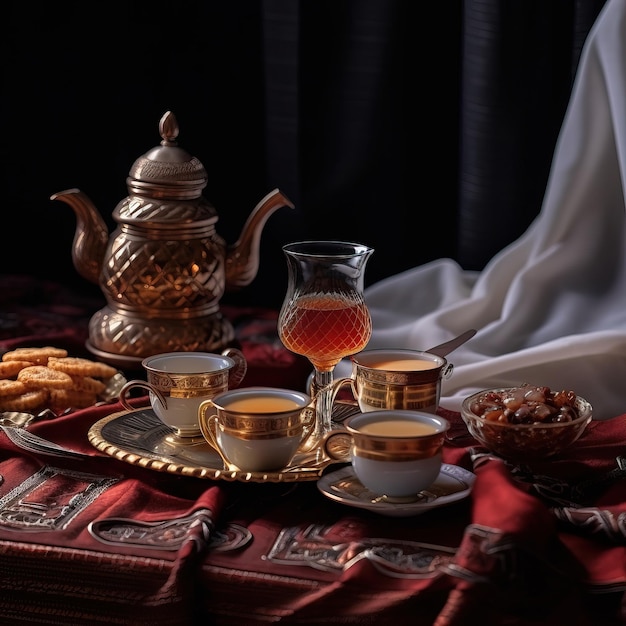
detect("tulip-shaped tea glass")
(278, 241), (373, 455)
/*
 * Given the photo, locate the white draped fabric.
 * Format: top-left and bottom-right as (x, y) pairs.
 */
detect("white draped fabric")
(355, 0), (626, 420)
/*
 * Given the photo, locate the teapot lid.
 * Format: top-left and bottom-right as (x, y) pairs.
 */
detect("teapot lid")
(127, 111), (208, 200)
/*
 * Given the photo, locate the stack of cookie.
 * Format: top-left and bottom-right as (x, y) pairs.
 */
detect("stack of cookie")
(0, 346), (118, 414)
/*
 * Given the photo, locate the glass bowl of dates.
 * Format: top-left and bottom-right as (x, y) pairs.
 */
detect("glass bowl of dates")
(460, 384), (592, 460)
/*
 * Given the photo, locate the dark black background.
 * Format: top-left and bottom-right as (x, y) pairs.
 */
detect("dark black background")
(3, 1), (606, 309)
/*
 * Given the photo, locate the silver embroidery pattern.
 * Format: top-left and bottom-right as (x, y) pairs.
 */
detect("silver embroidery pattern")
(551, 506), (626, 542)
(265, 523), (456, 578)
(88, 510), (251, 553)
(0, 465), (118, 531)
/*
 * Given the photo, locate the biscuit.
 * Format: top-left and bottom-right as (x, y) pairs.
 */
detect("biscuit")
(0, 389), (49, 412)
(18, 365), (74, 390)
(0, 346), (119, 415)
(2, 346), (68, 365)
(69, 375), (107, 395)
(0, 379), (28, 397)
(49, 388), (98, 410)
(47, 357), (117, 380)
(0, 361), (34, 378)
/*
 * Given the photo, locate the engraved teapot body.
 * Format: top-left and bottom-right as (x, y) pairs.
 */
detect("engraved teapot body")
(52, 111), (293, 367)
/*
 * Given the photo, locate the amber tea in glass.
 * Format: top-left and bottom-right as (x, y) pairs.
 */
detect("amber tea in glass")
(278, 241), (373, 454)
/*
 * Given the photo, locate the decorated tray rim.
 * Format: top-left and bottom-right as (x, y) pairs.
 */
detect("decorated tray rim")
(88, 408), (345, 483)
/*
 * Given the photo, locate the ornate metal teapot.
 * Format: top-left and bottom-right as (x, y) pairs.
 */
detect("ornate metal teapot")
(52, 111), (293, 368)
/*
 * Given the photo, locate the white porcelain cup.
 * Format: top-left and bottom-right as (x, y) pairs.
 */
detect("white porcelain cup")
(324, 409), (449, 497)
(198, 386), (314, 472)
(118, 349), (247, 438)
(330, 348), (453, 415)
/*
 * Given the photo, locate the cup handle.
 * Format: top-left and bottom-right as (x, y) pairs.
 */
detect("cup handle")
(198, 413), (220, 451)
(198, 399), (216, 445)
(118, 380), (167, 412)
(324, 376), (356, 416)
(442, 363), (454, 380)
(222, 347), (247, 389)
(198, 410), (238, 471)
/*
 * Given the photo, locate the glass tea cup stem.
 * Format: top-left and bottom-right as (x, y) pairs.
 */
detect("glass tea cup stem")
(310, 369), (334, 443)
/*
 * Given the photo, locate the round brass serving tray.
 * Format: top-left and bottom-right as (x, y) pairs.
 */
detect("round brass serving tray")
(88, 408), (349, 483)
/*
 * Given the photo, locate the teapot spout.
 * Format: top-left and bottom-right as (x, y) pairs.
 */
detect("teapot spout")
(225, 188), (295, 290)
(50, 188), (109, 285)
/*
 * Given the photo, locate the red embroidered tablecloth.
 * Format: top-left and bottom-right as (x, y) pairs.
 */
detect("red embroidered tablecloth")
(1, 276), (625, 625)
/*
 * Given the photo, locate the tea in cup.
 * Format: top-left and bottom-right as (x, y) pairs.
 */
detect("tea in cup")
(198, 386), (314, 472)
(331, 348), (453, 414)
(118, 349), (247, 438)
(324, 410), (449, 497)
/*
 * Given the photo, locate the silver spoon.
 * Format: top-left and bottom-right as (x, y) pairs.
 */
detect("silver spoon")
(427, 328), (476, 358)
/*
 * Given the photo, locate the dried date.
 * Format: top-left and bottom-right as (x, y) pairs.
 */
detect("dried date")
(469, 384), (579, 425)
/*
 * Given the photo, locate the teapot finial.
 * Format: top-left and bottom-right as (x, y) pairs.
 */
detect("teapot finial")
(159, 111), (179, 147)
(128, 110), (207, 199)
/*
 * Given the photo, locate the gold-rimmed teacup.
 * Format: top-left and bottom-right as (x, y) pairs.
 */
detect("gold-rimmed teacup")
(330, 348), (453, 414)
(198, 386), (314, 472)
(324, 409), (449, 497)
(118, 349), (247, 439)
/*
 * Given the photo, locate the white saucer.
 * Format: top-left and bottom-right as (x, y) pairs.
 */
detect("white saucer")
(317, 463), (475, 517)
